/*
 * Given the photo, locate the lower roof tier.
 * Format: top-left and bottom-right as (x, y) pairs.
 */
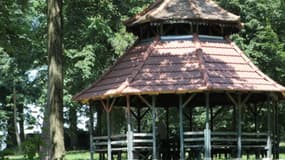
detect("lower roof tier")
(73, 35), (285, 103)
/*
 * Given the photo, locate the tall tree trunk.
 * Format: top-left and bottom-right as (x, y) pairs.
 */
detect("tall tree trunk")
(13, 83), (21, 151)
(40, 0), (65, 159)
(6, 105), (16, 149)
(40, 104), (50, 160)
(69, 105), (78, 150)
(19, 104), (25, 142)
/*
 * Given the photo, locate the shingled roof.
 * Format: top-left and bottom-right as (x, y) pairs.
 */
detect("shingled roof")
(73, 35), (285, 102)
(125, 0), (241, 28)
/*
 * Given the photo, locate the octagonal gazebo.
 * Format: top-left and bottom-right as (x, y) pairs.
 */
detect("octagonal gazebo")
(73, 0), (285, 159)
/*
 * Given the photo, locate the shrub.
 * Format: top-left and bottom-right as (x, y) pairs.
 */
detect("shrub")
(22, 135), (41, 160)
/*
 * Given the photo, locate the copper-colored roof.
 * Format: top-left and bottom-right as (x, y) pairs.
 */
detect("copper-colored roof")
(73, 35), (285, 102)
(125, 0), (241, 27)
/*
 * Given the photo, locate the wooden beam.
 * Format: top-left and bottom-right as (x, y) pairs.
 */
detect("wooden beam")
(130, 109), (139, 120)
(100, 100), (108, 112)
(179, 95), (185, 159)
(241, 93), (251, 105)
(212, 106), (224, 120)
(183, 112), (191, 121)
(138, 95), (152, 108)
(226, 92), (238, 106)
(109, 98), (117, 112)
(182, 94), (196, 108)
(100, 98), (116, 113)
(141, 108), (151, 119)
(152, 96), (157, 159)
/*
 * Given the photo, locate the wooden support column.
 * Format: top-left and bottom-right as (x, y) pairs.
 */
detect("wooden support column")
(137, 107), (141, 133)
(276, 103), (281, 159)
(204, 92), (211, 160)
(166, 107), (169, 140)
(232, 105), (236, 132)
(189, 107), (193, 131)
(227, 93), (251, 159)
(152, 95), (157, 160)
(237, 94), (242, 159)
(267, 101), (272, 158)
(106, 103), (111, 160)
(179, 95), (185, 160)
(210, 106), (213, 131)
(96, 105), (103, 160)
(273, 101), (279, 159)
(272, 102), (276, 159)
(89, 103), (94, 160)
(126, 96), (134, 160)
(101, 99), (116, 160)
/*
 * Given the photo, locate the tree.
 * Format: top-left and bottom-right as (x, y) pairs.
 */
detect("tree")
(40, 0), (65, 159)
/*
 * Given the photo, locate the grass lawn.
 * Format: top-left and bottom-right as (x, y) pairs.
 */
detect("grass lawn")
(7, 151), (92, 160)
(6, 150), (285, 160)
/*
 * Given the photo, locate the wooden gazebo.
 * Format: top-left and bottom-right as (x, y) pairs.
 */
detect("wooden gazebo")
(73, 0), (285, 159)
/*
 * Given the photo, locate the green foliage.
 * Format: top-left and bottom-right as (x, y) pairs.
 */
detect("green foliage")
(22, 136), (41, 160)
(217, 0), (285, 85)
(0, 148), (13, 160)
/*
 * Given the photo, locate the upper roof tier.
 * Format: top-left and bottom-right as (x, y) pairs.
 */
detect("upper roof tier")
(125, 0), (242, 29)
(73, 35), (285, 103)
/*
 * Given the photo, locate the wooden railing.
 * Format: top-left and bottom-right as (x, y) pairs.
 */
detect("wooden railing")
(211, 132), (237, 149)
(93, 131), (269, 157)
(184, 131), (204, 150)
(93, 132), (153, 153)
(93, 134), (127, 153)
(133, 133), (153, 151)
(242, 132), (268, 150)
(184, 131), (269, 151)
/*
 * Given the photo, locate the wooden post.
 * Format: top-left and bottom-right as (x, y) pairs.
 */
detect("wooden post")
(137, 107), (141, 133)
(189, 107), (193, 131)
(272, 102), (276, 159)
(160, 24), (164, 36)
(97, 106), (103, 160)
(210, 106), (213, 131)
(204, 93), (211, 160)
(232, 105), (236, 131)
(89, 104), (94, 160)
(237, 94), (242, 159)
(273, 102), (280, 159)
(267, 102), (272, 158)
(152, 96), (157, 160)
(126, 96), (134, 160)
(106, 100), (111, 160)
(166, 107), (169, 139)
(179, 95), (185, 160)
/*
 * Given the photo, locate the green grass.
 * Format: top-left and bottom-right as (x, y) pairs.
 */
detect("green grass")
(7, 151), (92, 160)
(6, 151), (285, 160)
